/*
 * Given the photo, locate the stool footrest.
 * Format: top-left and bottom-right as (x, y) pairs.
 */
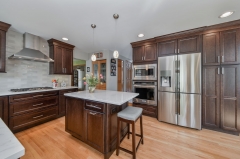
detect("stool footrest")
(119, 147), (133, 155)
(128, 132), (142, 137)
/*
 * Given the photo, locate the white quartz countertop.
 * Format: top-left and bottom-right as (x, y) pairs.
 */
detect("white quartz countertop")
(0, 86), (78, 96)
(0, 118), (25, 159)
(64, 90), (139, 105)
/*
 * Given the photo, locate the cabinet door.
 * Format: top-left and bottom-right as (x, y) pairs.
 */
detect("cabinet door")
(203, 33), (220, 66)
(220, 29), (240, 65)
(85, 110), (104, 153)
(221, 65), (240, 131)
(0, 30), (6, 72)
(0, 96), (8, 125)
(202, 66), (220, 128)
(65, 97), (85, 140)
(133, 46), (144, 62)
(62, 48), (73, 74)
(144, 44), (156, 61)
(178, 35), (200, 54)
(158, 40), (177, 56)
(54, 46), (63, 74)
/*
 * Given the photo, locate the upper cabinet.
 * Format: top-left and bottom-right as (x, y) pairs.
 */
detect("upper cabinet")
(131, 39), (157, 63)
(158, 40), (177, 56)
(48, 39), (75, 75)
(0, 21), (11, 73)
(203, 28), (240, 66)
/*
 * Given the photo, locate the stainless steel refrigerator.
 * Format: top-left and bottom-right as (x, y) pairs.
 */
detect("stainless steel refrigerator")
(158, 53), (201, 130)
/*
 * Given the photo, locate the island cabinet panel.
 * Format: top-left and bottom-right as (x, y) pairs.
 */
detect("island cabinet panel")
(220, 28), (240, 65)
(59, 88), (78, 117)
(158, 39), (177, 56)
(65, 97), (85, 140)
(85, 109), (104, 153)
(0, 96), (8, 125)
(203, 33), (220, 66)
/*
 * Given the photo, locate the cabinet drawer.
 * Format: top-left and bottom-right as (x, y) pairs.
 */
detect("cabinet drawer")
(85, 100), (105, 113)
(9, 106), (58, 133)
(59, 88), (78, 95)
(9, 91), (58, 103)
(9, 96), (58, 116)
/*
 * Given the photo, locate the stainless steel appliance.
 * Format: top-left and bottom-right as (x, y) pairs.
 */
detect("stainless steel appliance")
(158, 53), (201, 130)
(133, 64), (157, 80)
(133, 81), (157, 106)
(10, 87), (53, 92)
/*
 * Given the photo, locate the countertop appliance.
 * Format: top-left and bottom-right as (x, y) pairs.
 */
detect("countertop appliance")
(133, 81), (157, 106)
(10, 87), (53, 92)
(158, 53), (201, 130)
(132, 64), (157, 80)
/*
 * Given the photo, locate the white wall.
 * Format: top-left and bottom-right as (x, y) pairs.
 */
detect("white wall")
(73, 47), (88, 60)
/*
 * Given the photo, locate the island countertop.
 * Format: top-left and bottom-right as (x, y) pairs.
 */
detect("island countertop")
(64, 90), (138, 105)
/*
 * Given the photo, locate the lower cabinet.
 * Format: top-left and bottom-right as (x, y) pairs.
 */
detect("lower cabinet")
(65, 97), (85, 140)
(85, 109), (104, 152)
(0, 96), (8, 125)
(133, 103), (157, 118)
(203, 65), (240, 133)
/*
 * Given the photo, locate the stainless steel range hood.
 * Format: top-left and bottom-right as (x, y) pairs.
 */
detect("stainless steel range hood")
(8, 33), (54, 62)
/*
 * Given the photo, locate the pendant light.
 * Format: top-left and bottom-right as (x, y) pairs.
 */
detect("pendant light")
(113, 14), (119, 59)
(91, 24), (97, 61)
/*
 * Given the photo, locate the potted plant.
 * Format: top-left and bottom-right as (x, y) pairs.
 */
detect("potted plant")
(52, 79), (59, 88)
(83, 73), (103, 93)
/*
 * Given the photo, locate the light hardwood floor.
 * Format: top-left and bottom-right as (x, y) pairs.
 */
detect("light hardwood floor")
(15, 116), (240, 159)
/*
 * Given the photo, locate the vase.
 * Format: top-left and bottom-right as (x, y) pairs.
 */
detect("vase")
(88, 86), (96, 93)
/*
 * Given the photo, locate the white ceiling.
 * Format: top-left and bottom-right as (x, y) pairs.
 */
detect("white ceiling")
(1, 0), (240, 59)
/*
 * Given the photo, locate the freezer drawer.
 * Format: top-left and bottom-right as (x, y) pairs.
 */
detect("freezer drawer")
(178, 93), (201, 130)
(158, 91), (177, 125)
(178, 53), (201, 94)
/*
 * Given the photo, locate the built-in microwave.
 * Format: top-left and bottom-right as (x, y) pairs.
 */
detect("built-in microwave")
(132, 64), (157, 80)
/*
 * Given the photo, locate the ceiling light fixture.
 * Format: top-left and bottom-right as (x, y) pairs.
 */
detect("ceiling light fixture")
(113, 13), (119, 59)
(138, 34), (144, 37)
(62, 37), (68, 41)
(219, 11), (234, 18)
(91, 24), (97, 62)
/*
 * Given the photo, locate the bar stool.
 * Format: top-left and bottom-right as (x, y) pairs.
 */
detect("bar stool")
(116, 106), (144, 159)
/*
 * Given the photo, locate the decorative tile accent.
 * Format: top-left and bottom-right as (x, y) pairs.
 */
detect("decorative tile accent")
(0, 29), (71, 91)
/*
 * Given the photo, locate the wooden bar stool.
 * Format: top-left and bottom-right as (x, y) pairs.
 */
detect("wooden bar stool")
(116, 106), (144, 159)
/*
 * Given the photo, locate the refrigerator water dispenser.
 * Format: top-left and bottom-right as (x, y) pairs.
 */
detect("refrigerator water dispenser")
(160, 70), (171, 87)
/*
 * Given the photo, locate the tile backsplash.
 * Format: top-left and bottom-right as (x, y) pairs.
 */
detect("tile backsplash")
(0, 29), (71, 91)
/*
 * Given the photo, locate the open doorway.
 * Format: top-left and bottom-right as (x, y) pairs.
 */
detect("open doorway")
(72, 58), (86, 90)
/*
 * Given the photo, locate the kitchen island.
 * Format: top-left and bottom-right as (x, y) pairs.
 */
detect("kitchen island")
(64, 90), (138, 159)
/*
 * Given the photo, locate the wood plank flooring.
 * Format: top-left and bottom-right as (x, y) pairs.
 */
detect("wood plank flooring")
(15, 116), (240, 159)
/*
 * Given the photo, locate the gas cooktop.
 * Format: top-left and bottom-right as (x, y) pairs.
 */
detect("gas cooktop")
(10, 87), (53, 92)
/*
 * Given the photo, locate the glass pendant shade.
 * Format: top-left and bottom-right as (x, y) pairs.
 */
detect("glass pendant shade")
(113, 50), (119, 59)
(91, 54), (96, 61)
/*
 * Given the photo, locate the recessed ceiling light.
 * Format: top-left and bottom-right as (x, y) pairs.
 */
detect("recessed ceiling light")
(138, 34), (144, 37)
(62, 37), (68, 41)
(219, 11), (234, 18)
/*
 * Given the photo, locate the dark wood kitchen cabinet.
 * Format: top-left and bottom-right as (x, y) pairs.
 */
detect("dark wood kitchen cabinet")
(65, 97), (85, 141)
(0, 96), (8, 125)
(131, 39), (157, 63)
(158, 39), (177, 56)
(48, 39), (75, 75)
(0, 21), (11, 73)
(202, 65), (240, 133)
(220, 28), (240, 65)
(59, 88), (78, 117)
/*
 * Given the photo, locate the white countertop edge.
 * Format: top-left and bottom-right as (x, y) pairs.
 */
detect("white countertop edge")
(0, 86), (78, 96)
(64, 90), (138, 105)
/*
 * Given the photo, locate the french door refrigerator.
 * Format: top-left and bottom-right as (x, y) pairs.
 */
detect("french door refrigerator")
(158, 53), (201, 130)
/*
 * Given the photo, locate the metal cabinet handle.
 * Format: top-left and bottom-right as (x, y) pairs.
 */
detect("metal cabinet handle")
(33, 103), (43, 107)
(218, 56), (220, 63)
(178, 49), (180, 53)
(86, 104), (101, 109)
(33, 95), (43, 98)
(142, 57), (143, 60)
(175, 49), (176, 53)
(62, 68), (64, 73)
(222, 56), (224, 62)
(218, 68), (220, 74)
(89, 112), (97, 115)
(222, 67), (224, 74)
(33, 115), (43, 119)
(65, 68), (67, 73)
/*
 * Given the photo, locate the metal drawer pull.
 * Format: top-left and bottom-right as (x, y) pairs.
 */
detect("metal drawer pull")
(33, 103), (43, 107)
(86, 104), (101, 109)
(33, 95), (43, 98)
(33, 115), (43, 119)
(89, 112), (97, 115)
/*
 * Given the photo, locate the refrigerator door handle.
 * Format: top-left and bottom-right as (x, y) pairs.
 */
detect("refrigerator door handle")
(178, 93), (180, 115)
(175, 93), (178, 114)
